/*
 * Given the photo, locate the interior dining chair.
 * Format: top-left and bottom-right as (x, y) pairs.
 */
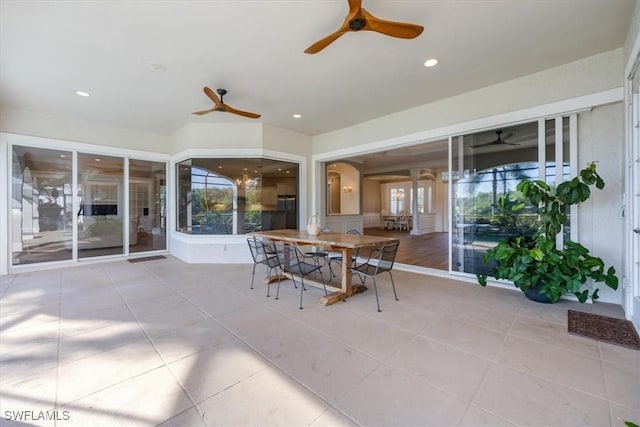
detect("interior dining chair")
(327, 229), (361, 277)
(247, 237), (282, 298)
(350, 241), (400, 312)
(396, 211), (410, 231)
(274, 241), (328, 309)
(379, 210), (394, 230)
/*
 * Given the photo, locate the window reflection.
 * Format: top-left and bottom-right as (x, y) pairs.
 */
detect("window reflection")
(177, 158), (299, 234)
(11, 146), (73, 265)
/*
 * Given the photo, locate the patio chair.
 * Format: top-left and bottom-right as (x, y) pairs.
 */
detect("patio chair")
(274, 242), (328, 309)
(350, 241), (400, 312)
(247, 237), (281, 298)
(327, 229), (361, 277)
(303, 227), (331, 275)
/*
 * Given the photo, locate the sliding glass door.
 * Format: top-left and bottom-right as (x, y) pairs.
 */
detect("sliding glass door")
(11, 146), (73, 265)
(451, 118), (573, 276)
(77, 154), (125, 258)
(129, 160), (166, 252)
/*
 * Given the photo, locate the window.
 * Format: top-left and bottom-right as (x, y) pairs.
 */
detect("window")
(176, 158), (299, 235)
(390, 188), (405, 214)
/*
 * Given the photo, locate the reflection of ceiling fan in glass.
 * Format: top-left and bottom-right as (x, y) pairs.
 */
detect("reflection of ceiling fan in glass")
(470, 130), (518, 149)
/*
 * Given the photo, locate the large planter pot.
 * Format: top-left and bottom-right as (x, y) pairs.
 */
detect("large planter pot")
(523, 283), (553, 304)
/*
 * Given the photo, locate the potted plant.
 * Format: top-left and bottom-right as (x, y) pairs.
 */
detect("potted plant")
(477, 162), (618, 303)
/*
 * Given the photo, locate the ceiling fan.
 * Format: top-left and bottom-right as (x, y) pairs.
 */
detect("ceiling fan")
(192, 87), (261, 119)
(304, 0), (424, 54)
(469, 130), (518, 149)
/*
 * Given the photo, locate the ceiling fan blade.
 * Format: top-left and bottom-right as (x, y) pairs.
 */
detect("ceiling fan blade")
(469, 142), (497, 149)
(225, 104), (261, 119)
(363, 9), (424, 39)
(347, 0), (362, 16)
(203, 86), (221, 106)
(502, 133), (513, 140)
(304, 29), (349, 54)
(305, 0), (361, 54)
(192, 108), (216, 116)
(503, 142), (521, 146)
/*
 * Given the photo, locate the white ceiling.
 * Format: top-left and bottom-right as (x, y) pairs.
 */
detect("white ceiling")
(0, 0), (635, 137)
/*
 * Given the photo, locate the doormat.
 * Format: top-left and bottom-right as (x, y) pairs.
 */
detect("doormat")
(127, 255), (166, 263)
(568, 310), (640, 350)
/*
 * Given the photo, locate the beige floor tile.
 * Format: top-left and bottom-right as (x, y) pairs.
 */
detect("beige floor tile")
(448, 300), (518, 333)
(509, 313), (600, 358)
(149, 318), (235, 363)
(169, 339), (270, 404)
(0, 368), (57, 427)
(241, 318), (381, 403)
(0, 340), (59, 385)
(197, 368), (327, 426)
(58, 305), (135, 337)
(496, 335), (607, 399)
(308, 406), (358, 427)
(473, 364), (611, 426)
(57, 340), (164, 405)
(328, 314), (417, 362)
(387, 335), (492, 401)
(458, 405), (517, 427)
(182, 287), (259, 318)
(61, 367), (191, 427)
(59, 321), (148, 365)
(156, 407), (206, 427)
(420, 316), (506, 359)
(609, 403), (640, 427)
(0, 318), (59, 353)
(602, 361), (640, 411)
(599, 341), (640, 371)
(214, 302), (290, 337)
(336, 366), (468, 426)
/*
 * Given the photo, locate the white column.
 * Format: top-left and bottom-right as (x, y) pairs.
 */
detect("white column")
(410, 168), (420, 235)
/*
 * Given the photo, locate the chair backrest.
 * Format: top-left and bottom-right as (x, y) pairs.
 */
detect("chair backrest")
(247, 237), (279, 267)
(346, 229), (360, 235)
(374, 241), (400, 273)
(247, 237), (265, 263)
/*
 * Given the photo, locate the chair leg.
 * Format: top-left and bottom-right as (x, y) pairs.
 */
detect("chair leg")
(299, 276), (305, 309)
(372, 276), (381, 312)
(250, 263), (257, 289)
(388, 271), (398, 301)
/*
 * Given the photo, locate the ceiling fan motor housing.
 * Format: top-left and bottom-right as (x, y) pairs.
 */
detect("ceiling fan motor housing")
(349, 18), (366, 31)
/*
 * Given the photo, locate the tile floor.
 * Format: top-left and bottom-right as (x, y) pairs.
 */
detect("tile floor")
(0, 256), (638, 426)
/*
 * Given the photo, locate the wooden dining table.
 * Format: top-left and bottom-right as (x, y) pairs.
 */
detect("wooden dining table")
(249, 229), (399, 305)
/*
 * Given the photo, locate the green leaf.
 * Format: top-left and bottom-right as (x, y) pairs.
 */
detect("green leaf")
(477, 274), (488, 287)
(529, 248), (544, 261)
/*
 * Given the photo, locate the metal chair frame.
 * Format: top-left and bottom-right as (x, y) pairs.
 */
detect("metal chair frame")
(274, 242), (328, 309)
(350, 241), (400, 312)
(247, 237), (282, 297)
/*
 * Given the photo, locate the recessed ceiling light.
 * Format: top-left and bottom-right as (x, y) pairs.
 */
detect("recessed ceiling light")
(94, 158), (101, 162)
(148, 63), (166, 71)
(424, 58), (438, 68)
(286, 171), (290, 174)
(278, 168), (282, 171)
(218, 166), (223, 169)
(59, 154), (66, 158)
(293, 114), (302, 119)
(76, 90), (90, 97)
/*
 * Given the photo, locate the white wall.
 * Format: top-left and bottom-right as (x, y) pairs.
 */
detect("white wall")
(0, 107), (171, 153)
(169, 122), (262, 153)
(577, 104), (625, 303)
(313, 49), (623, 154)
